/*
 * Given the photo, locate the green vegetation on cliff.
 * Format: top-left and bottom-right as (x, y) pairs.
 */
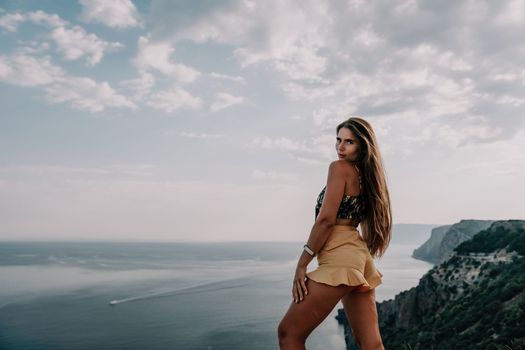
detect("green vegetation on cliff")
(338, 220), (525, 350)
(383, 221), (525, 350)
(384, 256), (525, 349)
(455, 220), (525, 256)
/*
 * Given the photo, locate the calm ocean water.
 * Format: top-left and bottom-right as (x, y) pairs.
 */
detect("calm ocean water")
(0, 240), (434, 350)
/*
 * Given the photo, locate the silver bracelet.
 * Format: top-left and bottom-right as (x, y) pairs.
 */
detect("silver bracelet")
(303, 244), (316, 257)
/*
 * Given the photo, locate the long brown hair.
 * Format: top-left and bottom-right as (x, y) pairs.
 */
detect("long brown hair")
(337, 117), (392, 258)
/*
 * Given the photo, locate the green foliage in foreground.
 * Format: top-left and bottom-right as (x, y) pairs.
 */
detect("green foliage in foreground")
(455, 221), (525, 255)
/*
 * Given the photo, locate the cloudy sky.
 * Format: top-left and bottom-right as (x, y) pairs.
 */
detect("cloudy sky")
(0, 0), (524, 242)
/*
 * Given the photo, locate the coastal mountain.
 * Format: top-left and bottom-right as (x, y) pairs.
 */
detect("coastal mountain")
(336, 219), (525, 350)
(412, 219), (494, 264)
(410, 224), (450, 263)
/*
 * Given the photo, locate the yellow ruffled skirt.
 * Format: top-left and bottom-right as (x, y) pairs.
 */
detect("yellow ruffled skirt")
(306, 225), (383, 292)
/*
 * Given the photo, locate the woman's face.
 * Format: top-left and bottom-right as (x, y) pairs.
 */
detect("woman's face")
(336, 127), (361, 162)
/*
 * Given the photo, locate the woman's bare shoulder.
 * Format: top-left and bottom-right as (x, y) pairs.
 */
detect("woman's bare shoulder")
(328, 159), (353, 172)
(327, 160), (353, 178)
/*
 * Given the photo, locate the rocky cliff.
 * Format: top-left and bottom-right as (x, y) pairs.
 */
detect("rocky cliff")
(337, 220), (525, 350)
(412, 219), (494, 264)
(411, 224), (451, 263)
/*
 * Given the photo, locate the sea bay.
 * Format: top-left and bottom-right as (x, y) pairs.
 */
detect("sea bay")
(0, 240), (434, 350)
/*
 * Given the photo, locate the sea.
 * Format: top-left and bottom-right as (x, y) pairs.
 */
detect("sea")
(0, 240), (434, 350)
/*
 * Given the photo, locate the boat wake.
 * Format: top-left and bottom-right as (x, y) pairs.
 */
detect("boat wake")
(108, 276), (255, 306)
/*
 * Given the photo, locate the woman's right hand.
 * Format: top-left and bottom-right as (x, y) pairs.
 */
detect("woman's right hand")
(292, 264), (308, 303)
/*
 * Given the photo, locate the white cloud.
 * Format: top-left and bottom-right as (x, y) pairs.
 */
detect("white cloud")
(0, 12), (24, 32)
(146, 87), (202, 113)
(149, 0), (330, 81)
(269, 44), (328, 81)
(51, 25), (124, 66)
(133, 36), (201, 82)
(399, 44), (473, 72)
(146, 0), (525, 154)
(0, 52), (136, 112)
(353, 26), (383, 47)
(495, 95), (525, 107)
(26, 10), (66, 27)
(210, 92), (244, 112)
(282, 81), (337, 101)
(0, 53), (64, 86)
(15, 40), (51, 55)
(495, 0), (525, 26)
(0, 10), (123, 65)
(0, 10), (66, 32)
(120, 74), (207, 113)
(428, 118), (505, 148)
(248, 133), (338, 161)
(44, 76), (137, 112)
(119, 72), (155, 101)
(209, 72), (246, 83)
(79, 0), (141, 28)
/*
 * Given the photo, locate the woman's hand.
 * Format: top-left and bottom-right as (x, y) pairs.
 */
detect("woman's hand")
(292, 264), (308, 303)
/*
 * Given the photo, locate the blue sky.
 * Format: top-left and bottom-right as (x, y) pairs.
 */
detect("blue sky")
(0, 0), (524, 241)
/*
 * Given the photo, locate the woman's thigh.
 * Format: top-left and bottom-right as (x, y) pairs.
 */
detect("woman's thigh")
(341, 288), (382, 347)
(278, 279), (355, 341)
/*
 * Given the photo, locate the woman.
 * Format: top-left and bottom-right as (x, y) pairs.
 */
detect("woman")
(277, 117), (392, 350)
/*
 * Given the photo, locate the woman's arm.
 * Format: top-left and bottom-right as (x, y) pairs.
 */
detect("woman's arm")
(292, 160), (347, 302)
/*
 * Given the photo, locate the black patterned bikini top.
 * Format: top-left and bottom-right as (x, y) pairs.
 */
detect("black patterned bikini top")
(315, 165), (366, 221)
